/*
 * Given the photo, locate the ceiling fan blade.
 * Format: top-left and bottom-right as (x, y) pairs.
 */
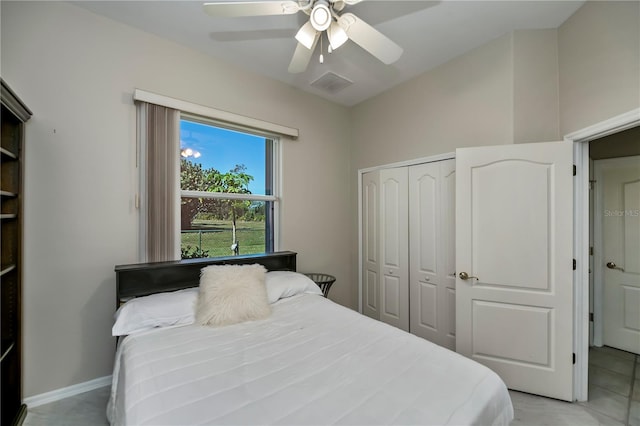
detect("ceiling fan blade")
(288, 34), (320, 74)
(337, 12), (403, 64)
(203, 1), (301, 17)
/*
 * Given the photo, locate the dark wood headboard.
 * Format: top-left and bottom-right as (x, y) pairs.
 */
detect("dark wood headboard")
(115, 251), (297, 306)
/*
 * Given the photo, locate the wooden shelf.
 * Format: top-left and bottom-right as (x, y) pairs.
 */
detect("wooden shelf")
(1, 78), (31, 426)
(0, 343), (15, 363)
(0, 264), (16, 277)
(0, 147), (17, 160)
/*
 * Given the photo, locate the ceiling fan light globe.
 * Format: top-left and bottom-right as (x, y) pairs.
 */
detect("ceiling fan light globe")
(295, 21), (317, 50)
(328, 21), (348, 50)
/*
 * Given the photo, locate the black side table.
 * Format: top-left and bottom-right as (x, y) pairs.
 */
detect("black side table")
(303, 273), (336, 298)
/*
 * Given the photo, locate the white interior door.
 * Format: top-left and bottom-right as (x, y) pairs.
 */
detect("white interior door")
(409, 160), (456, 349)
(361, 171), (380, 320)
(379, 167), (409, 331)
(456, 141), (574, 401)
(597, 156), (640, 354)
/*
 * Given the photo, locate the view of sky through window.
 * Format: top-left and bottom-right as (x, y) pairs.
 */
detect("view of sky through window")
(180, 119), (266, 195)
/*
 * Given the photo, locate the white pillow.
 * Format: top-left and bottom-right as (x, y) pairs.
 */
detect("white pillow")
(265, 271), (323, 303)
(112, 287), (198, 336)
(196, 264), (271, 327)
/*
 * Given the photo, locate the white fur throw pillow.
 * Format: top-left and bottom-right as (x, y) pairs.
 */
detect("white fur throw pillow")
(196, 264), (271, 327)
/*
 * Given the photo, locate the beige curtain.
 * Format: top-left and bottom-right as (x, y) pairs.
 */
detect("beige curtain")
(140, 102), (180, 262)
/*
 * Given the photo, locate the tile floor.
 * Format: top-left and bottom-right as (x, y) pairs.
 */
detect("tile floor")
(22, 346), (640, 425)
(511, 346), (639, 426)
(23, 385), (110, 426)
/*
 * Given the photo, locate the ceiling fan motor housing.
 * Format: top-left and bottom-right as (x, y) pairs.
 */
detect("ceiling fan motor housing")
(310, 0), (332, 31)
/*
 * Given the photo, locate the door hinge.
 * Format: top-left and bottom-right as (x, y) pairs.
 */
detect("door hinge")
(573, 353), (576, 364)
(589, 246), (594, 256)
(573, 259), (577, 270)
(573, 165), (577, 176)
(589, 312), (594, 322)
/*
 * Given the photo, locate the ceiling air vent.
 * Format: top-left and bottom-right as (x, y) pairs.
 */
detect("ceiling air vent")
(310, 71), (353, 94)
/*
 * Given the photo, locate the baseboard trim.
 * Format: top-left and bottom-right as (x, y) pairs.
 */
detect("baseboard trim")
(24, 375), (112, 408)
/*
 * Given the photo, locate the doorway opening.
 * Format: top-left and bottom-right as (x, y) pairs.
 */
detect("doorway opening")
(583, 127), (640, 421)
(569, 109), (639, 403)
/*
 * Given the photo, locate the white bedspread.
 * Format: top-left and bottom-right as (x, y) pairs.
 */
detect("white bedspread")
(108, 294), (513, 425)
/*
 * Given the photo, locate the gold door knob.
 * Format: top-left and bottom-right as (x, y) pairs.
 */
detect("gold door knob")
(459, 272), (479, 281)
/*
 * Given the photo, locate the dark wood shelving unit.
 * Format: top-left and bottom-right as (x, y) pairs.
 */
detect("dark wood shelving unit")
(1, 79), (32, 426)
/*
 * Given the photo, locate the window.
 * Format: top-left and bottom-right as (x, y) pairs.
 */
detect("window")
(179, 116), (278, 259)
(134, 89), (296, 262)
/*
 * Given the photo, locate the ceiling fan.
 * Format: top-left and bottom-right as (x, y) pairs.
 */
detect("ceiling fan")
(203, 0), (404, 73)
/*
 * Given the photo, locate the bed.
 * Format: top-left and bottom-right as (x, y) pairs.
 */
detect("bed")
(108, 252), (513, 425)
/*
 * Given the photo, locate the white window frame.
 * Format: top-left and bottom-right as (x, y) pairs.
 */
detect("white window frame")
(134, 89), (298, 138)
(179, 114), (281, 256)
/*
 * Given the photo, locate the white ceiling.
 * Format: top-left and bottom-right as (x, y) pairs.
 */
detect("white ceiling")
(73, 0), (585, 106)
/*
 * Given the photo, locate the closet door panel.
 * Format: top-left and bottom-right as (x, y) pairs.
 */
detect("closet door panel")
(440, 159), (456, 349)
(379, 168), (409, 331)
(447, 287), (457, 342)
(409, 160), (456, 350)
(409, 163), (440, 340)
(418, 281), (438, 329)
(383, 275), (402, 319)
(361, 171), (380, 319)
(416, 172), (438, 276)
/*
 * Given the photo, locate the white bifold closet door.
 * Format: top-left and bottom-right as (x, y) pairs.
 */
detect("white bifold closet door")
(361, 171), (380, 320)
(379, 167), (409, 331)
(360, 168), (409, 330)
(409, 160), (456, 350)
(361, 160), (454, 338)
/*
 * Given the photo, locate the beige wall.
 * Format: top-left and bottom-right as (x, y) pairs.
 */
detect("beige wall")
(558, 1), (640, 135)
(513, 29), (560, 144)
(349, 0), (640, 174)
(350, 27), (566, 171)
(351, 33), (514, 172)
(1, 1), (352, 397)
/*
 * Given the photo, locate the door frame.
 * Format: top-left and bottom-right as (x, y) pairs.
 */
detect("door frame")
(565, 107), (640, 402)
